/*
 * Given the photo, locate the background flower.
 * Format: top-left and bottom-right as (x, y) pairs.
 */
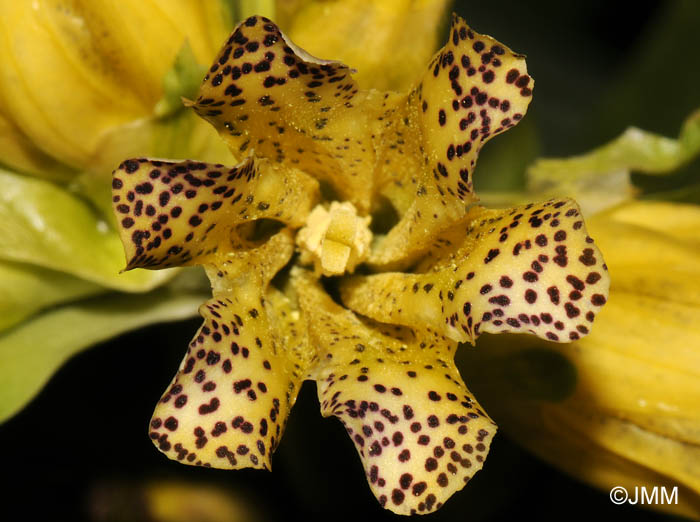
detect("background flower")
(0, 1), (699, 521)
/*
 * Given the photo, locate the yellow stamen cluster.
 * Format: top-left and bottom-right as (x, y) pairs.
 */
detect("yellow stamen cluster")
(297, 201), (372, 276)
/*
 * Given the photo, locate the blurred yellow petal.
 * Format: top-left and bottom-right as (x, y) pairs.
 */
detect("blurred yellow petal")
(597, 199), (700, 247)
(284, 0), (451, 91)
(145, 481), (261, 522)
(89, 479), (262, 522)
(0, 106), (74, 181)
(0, 0), (231, 169)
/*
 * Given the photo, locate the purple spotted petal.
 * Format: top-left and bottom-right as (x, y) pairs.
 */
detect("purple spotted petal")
(112, 155), (317, 269)
(148, 231), (310, 470)
(342, 198), (610, 344)
(370, 13), (534, 267)
(295, 271), (495, 515)
(190, 15), (376, 213)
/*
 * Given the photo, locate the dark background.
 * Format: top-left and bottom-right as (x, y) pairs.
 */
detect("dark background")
(1, 1), (698, 521)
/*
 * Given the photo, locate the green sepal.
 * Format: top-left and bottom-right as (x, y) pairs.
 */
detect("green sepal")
(154, 42), (208, 119)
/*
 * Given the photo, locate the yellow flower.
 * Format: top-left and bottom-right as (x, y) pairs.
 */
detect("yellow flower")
(112, 14), (609, 515)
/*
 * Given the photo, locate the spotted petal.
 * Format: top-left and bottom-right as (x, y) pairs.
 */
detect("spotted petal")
(148, 230), (313, 470)
(112, 155), (318, 269)
(191, 15), (380, 213)
(294, 270), (495, 515)
(369, 14), (534, 267)
(342, 198), (610, 344)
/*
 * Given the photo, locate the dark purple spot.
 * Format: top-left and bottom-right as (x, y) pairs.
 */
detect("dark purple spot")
(591, 294), (607, 306)
(525, 289), (537, 304)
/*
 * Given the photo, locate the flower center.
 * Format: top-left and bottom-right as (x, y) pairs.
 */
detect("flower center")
(296, 201), (372, 276)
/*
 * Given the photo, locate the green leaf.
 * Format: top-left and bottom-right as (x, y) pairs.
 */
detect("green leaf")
(0, 260), (104, 331)
(526, 108), (700, 215)
(0, 167), (175, 291)
(0, 276), (209, 423)
(153, 42), (208, 119)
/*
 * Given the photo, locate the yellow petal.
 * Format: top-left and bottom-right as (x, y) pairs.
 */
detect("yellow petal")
(191, 15), (380, 213)
(149, 230), (312, 470)
(547, 407), (700, 519)
(284, 0), (450, 91)
(112, 156), (318, 270)
(369, 13), (534, 267)
(570, 291), (700, 443)
(586, 201), (700, 306)
(343, 198), (609, 344)
(594, 200), (700, 246)
(294, 270), (495, 515)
